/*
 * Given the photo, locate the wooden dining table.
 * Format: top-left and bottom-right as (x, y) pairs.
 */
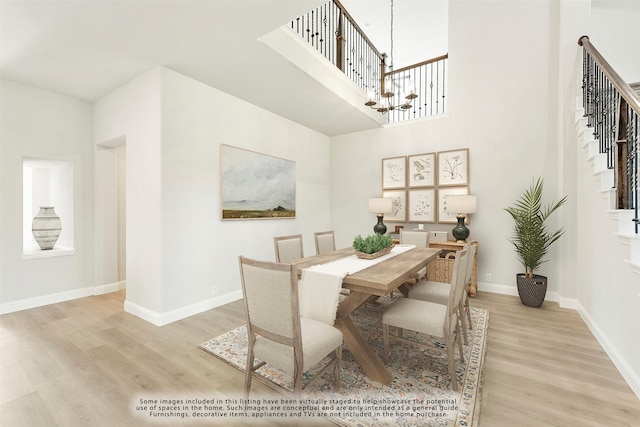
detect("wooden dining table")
(293, 246), (441, 385)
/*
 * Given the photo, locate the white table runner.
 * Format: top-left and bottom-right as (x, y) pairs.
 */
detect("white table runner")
(299, 244), (415, 325)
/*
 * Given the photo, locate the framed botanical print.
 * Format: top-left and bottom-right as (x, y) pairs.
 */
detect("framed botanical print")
(382, 190), (407, 222)
(408, 188), (436, 223)
(437, 186), (469, 223)
(408, 152), (436, 187)
(437, 148), (469, 186)
(382, 156), (407, 189)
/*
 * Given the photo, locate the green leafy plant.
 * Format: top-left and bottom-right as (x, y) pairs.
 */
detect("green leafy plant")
(352, 234), (393, 254)
(504, 177), (567, 278)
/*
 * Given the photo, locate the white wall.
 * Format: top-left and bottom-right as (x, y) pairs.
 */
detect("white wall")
(93, 66), (332, 324)
(578, 0), (640, 398)
(331, 0), (568, 297)
(330, 0), (640, 396)
(94, 68), (164, 315)
(0, 80), (94, 310)
(592, 0), (640, 83)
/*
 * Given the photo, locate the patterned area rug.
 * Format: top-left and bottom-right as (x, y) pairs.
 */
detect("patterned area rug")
(200, 296), (488, 426)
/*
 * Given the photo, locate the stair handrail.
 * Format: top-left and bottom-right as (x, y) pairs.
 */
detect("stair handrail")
(290, 0), (448, 123)
(578, 36), (640, 115)
(579, 35), (639, 233)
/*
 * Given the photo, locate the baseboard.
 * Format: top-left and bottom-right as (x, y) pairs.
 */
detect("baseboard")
(478, 282), (576, 309)
(0, 280), (130, 314)
(477, 281), (518, 296)
(575, 302), (640, 400)
(0, 287), (93, 315)
(124, 290), (244, 326)
(94, 281), (126, 295)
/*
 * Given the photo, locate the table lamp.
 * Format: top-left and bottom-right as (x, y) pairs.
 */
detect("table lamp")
(368, 197), (393, 234)
(446, 195), (477, 242)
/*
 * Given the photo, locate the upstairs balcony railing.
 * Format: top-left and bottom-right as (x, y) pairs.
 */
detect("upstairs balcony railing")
(290, 0), (448, 123)
(579, 36), (639, 233)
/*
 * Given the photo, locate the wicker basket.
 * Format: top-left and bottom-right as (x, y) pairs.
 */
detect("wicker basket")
(426, 252), (456, 283)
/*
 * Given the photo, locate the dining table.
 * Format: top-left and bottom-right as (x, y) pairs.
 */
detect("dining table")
(293, 245), (441, 386)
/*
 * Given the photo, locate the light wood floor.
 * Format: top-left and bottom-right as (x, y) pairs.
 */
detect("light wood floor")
(1, 290), (639, 426)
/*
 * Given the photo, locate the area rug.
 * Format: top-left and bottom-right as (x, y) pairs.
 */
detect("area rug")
(199, 296), (488, 426)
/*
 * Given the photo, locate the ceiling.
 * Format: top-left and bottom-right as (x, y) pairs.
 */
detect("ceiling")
(0, 0), (392, 136)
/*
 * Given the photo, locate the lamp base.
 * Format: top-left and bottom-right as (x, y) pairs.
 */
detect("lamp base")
(373, 214), (387, 235)
(451, 215), (469, 242)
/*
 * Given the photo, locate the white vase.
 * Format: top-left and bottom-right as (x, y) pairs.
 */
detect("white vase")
(32, 207), (62, 250)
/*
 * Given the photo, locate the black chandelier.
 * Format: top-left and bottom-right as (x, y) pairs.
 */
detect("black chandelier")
(364, 0), (417, 114)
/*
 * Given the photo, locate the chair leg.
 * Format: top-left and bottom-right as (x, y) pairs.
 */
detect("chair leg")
(383, 323), (390, 363)
(465, 299), (473, 330)
(244, 354), (254, 400)
(333, 346), (342, 391)
(459, 304), (469, 345)
(446, 342), (458, 392)
(455, 325), (464, 363)
(293, 360), (304, 396)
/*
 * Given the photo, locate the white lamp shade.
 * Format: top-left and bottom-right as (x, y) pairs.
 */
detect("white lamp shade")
(369, 197), (393, 214)
(446, 195), (477, 214)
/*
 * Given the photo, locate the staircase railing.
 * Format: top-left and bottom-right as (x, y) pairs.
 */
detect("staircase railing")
(290, 0), (447, 123)
(579, 36), (639, 233)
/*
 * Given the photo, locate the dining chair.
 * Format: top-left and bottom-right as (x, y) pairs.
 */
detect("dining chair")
(239, 256), (343, 398)
(382, 247), (469, 391)
(400, 229), (430, 282)
(399, 229), (429, 247)
(274, 234), (304, 263)
(408, 241), (477, 344)
(314, 230), (336, 255)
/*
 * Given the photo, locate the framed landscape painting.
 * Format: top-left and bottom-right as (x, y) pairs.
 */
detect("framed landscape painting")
(382, 190), (407, 222)
(408, 152), (436, 187)
(408, 188), (436, 223)
(382, 156), (407, 189)
(220, 145), (296, 220)
(437, 148), (469, 186)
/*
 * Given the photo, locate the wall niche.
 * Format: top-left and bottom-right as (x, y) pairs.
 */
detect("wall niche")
(22, 158), (74, 258)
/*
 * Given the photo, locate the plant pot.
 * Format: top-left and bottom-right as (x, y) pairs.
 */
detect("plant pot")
(32, 206), (62, 250)
(516, 274), (547, 307)
(355, 246), (392, 260)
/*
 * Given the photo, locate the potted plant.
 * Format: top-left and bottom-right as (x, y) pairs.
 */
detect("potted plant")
(504, 177), (567, 307)
(352, 234), (393, 259)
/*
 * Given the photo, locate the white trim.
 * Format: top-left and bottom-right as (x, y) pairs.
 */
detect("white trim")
(479, 285), (640, 399)
(1, 281), (127, 314)
(557, 296), (579, 310)
(624, 260), (640, 275)
(477, 281), (518, 296)
(124, 290), (244, 326)
(94, 281), (126, 295)
(477, 281), (562, 305)
(575, 302), (640, 400)
(0, 286), (92, 314)
(22, 247), (75, 260)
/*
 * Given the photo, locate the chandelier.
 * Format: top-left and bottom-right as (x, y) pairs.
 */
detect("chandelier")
(364, 0), (417, 113)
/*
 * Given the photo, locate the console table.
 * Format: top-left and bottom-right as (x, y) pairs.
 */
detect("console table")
(428, 240), (479, 297)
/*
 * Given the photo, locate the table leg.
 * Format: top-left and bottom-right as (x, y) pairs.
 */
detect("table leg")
(335, 291), (393, 386)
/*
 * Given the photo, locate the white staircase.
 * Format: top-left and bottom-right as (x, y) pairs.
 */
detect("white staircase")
(574, 97), (640, 275)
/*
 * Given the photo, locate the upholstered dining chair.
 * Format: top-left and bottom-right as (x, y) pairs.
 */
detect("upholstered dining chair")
(238, 256), (343, 398)
(314, 230), (336, 255)
(399, 229), (429, 247)
(382, 247), (469, 392)
(274, 234), (304, 263)
(400, 229), (430, 282)
(408, 241), (477, 344)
